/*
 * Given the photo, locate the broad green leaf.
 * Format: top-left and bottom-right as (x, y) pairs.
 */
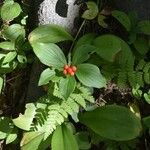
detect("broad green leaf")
(31, 43), (67, 69)
(6, 132), (17, 144)
(21, 132), (44, 150)
(112, 10), (131, 31)
(1, 1), (22, 21)
(133, 37), (149, 55)
(13, 103), (36, 131)
(138, 20), (150, 35)
(0, 77), (3, 93)
(79, 105), (142, 141)
(76, 63), (106, 88)
(3, 51), (17, 64)
(59, 76), (76, 99)
(0, 42), (15, 50)
(82, 1), (98, 20)
(2, 24), (25, 41)
(144, 93), (150, 104)
(38, 135), (52, 150)
(94, 35), (122, 62)
(72, 45), (97, 65)
(143, 116), (150, 129)
(29, 24), (73, 44)
(51, 124), (78, 150)
(75, 132), (91, 150)
(38, 68), (55, 86)
(74, 33), (96, 49)
(17, 54), (27, 64)
(0, 117), (12, 140)
(98, 14), (108, 28)
(115, 36), (134, 67)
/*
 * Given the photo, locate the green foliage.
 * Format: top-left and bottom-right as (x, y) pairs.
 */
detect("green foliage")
(82, 1), (99, 20)
(0, 0), (22, 21)
(138, 20), (150, 35)
(79, 105), (142, 141)
(28, 24), (73, 44)
(76, 63), (106, 88)
(51, 124), (79, 150)
(112, 10), (131, 31)
(38, 68), (55, 86)
(94, 35), (122, 62)
(31, 43), (67, 70)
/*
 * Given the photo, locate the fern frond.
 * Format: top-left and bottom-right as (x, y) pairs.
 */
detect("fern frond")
(117, 71), (128, 88)
(135, 71), (144, 87)
(128, 71), (136, 87)
(143, 62), (150, 73)
(136, 59), (146, 71)
(143, 72), (150, 84)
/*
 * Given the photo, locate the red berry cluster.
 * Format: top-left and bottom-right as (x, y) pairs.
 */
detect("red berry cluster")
(63, 64), (77, 76)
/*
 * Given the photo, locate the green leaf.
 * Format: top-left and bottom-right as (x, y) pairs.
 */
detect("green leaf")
(29, 24), (73, 44)
(38, 68), (55, 86)
(31, 43), (67, 69)
(13, 103), (36, 131)
(0, 42), (15, 50)
(17, 53), (27, 64)
(79, 105), (142, 141)
(72, 45), (96, 65)
(21, 132), (44, 150)
(3, 51), (17, 64)
(112, 10), (131, 31)
(2, 24), (25, 41)
(143, 116), (150, 129)
(98, 14), (108, 28)
(59, 76), (76, 99)
(133, 37), (149, 55)
(74, 33), (96, 49)
(138, 20), (150, 35)
(51, 124), (78, 150)
(6, 132), (17, 144)
(82, 1), (99, 20)
(144, 93), (150, 104)
(0, 77), (3, 93)
(0, 117), (13, 140)
(1, 1), (22, 21)
(94, 35), (122, 62)
(76, 63), (106, 88)
(75, 132), (91, 150)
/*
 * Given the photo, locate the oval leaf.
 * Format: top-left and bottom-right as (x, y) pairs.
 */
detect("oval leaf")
(138, 20), (150, 35)
(38, 68), (55, 86)
(82, 1), (99, 20)
(29, 24), (73, 44)
(3, 51), (17, 64)
(94, 34), (122, 62)
(2, 24), (25, 41)
(51, 124), (78, 150)
(59, 76), (76, 99)
(79, 105), (142, 141)
(31, 43), (67, 69)
(72, 44), (97, 65)
(1, 1), (22, 21)
(0, 42), (15, 50)
(76, 63), (106, 88)
(13, 103), (36, 131)
(112, 10), (131, 31)
(21, 132), (44, 150)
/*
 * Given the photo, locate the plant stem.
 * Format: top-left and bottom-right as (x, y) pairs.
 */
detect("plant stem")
(69, 20), (86, 52)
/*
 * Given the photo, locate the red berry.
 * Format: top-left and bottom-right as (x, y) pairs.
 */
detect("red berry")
(64, 64), (69, 70)
(67, 67), (73, 74)
(71, 66), (77, 72)
(63, 69), (67, 75)
(70, 71), (75, 76)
